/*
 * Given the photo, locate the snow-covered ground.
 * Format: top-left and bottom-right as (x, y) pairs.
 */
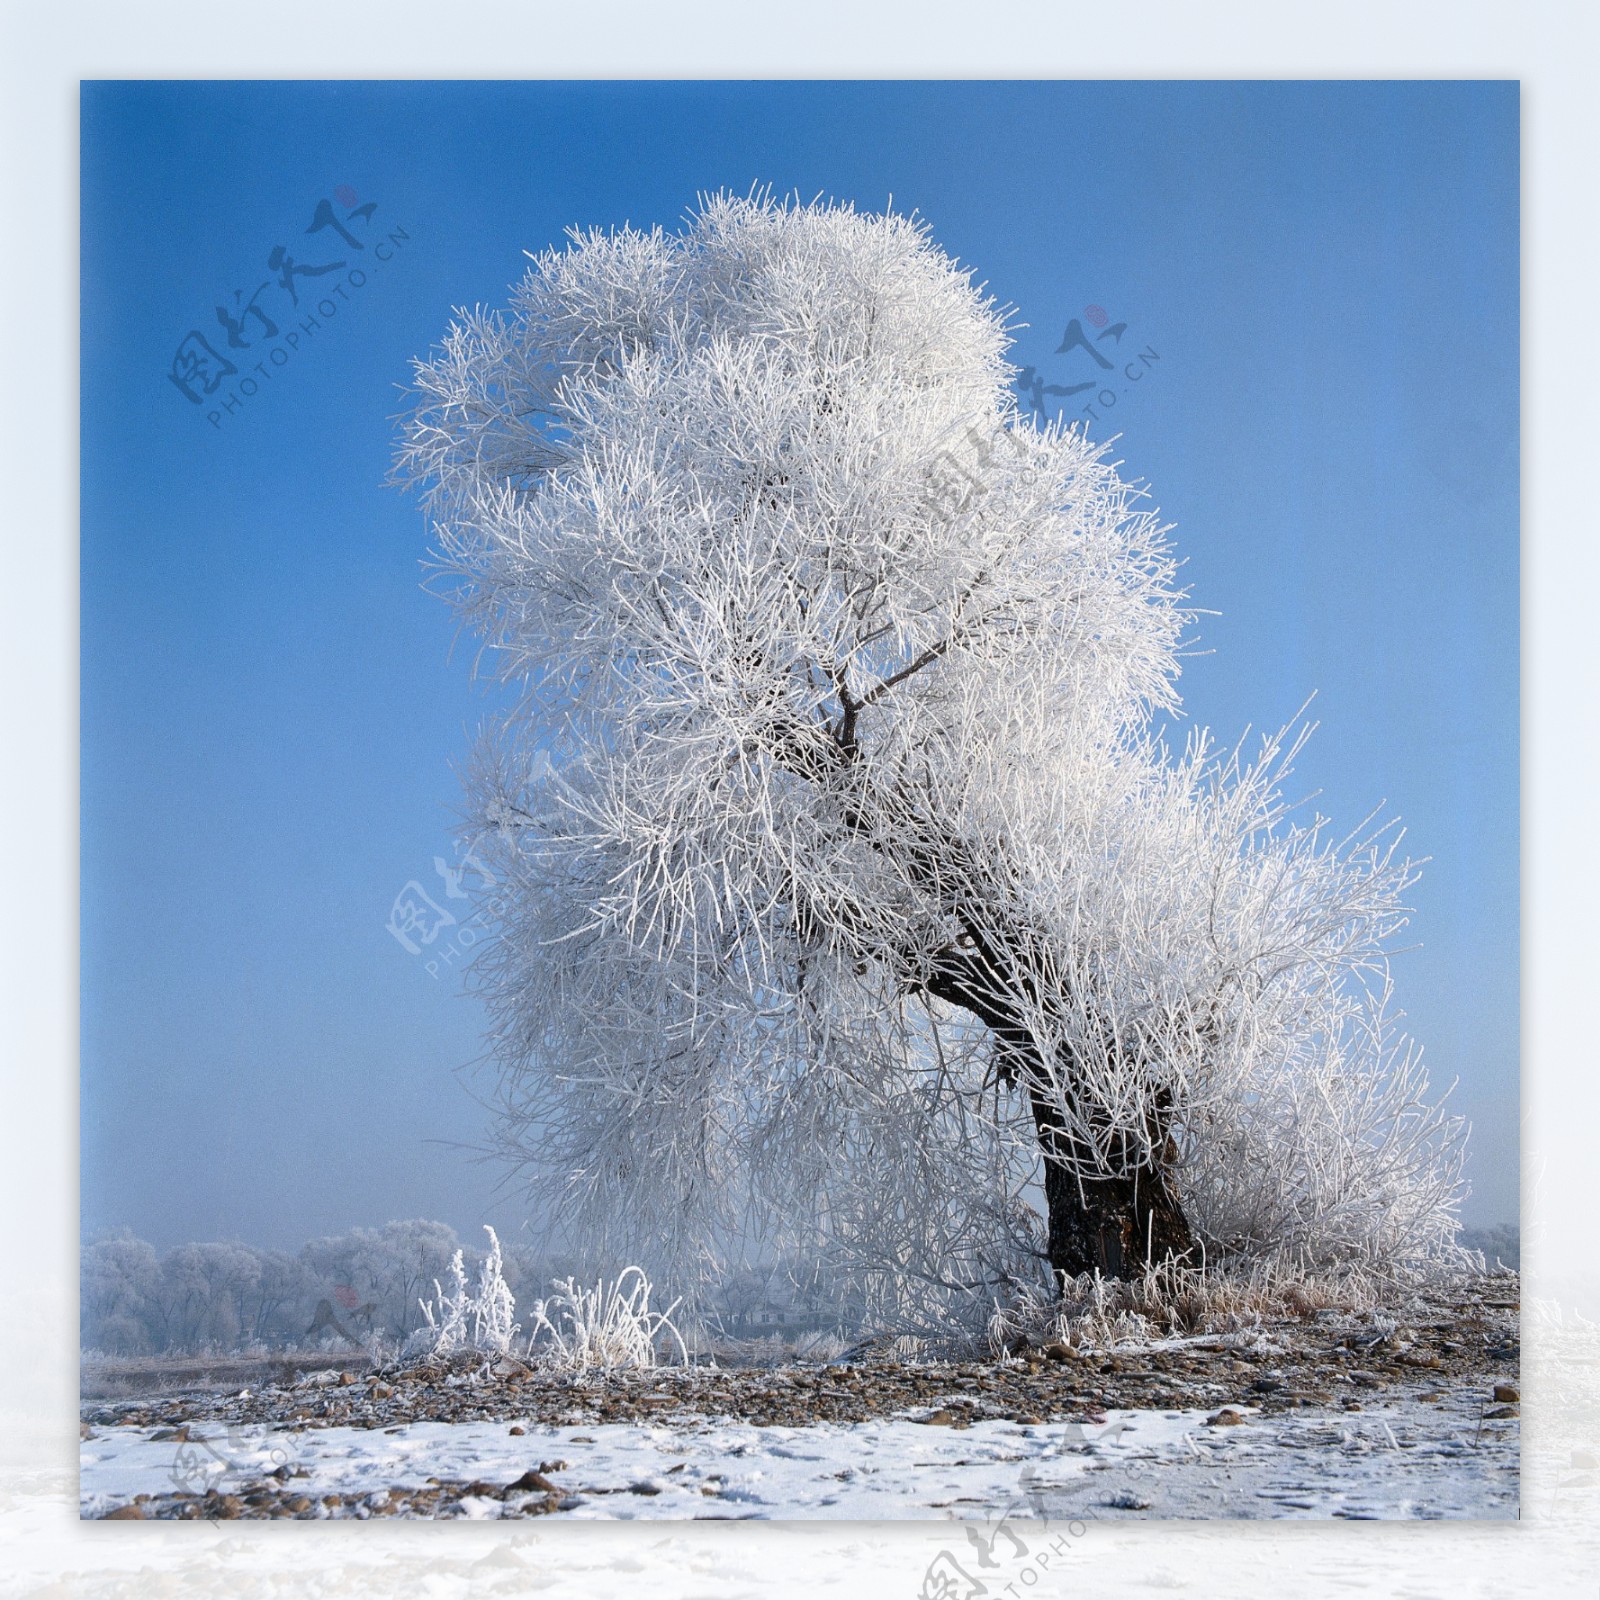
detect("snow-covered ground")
(80, 1387), (1516, 1522)
(4, 1314), (1591, 1599)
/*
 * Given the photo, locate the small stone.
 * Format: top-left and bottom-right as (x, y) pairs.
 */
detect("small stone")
(102, 1503), (145, 1519)
(1042, 1341), (1077, 1363)
(509, 1424), (525, 1435)
(505, 1468), (559, 1494)
(921, 1409), (955, 1425)
(1493, 1384), (1519, 1404)
(1205, 1408), (1246, 1426)
(338, 1372), (357, 1387)
(1483, 1404), (1518, 1419)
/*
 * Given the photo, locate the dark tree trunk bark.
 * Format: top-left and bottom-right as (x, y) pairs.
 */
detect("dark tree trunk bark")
(923, 961), (1196, 1288)
(1029, 1092), (1194, 1285)
(768, 712), (1198, 1289)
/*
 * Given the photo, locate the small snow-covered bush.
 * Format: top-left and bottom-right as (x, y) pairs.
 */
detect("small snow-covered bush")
(417, 1227), (521, 1356)
(470, 1227), (520, 1353)
(986, 1259), (1393, 1356)
(418, 1250), (470, 1355)
(525, 1266), (687, 1372)
(793, 1328), (850, 1362)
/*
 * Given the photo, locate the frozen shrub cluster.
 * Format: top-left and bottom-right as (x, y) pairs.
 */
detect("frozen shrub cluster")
(524, 1266), (688, 1372)
(418, 1227), (521, 1356)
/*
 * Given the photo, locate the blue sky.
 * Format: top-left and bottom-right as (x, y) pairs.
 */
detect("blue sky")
(80, 79), (1519, 1249)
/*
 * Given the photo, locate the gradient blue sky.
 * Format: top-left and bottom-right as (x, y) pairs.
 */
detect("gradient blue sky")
(81, 79), (1519, 1250)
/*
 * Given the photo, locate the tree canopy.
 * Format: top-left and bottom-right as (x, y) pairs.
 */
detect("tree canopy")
(397, 192), (1466, 1333)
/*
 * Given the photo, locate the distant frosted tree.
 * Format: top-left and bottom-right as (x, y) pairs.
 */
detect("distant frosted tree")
(300, 1219), (461, 1338)
(152, 1242), (259, 1349)
(246, 1249), (309, 1343)
(397, 192), (1466, 1316)
(82, 1230), (160, 1354)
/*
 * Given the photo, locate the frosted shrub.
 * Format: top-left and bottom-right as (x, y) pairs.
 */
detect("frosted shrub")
(525, 1266), (688, 1373)
(470, 1227), (520, 1354)
(793, 1328), (850, 1363)
(987, 1258), (1394, 1355)
(418, 1250), (470, 1356)
(418, 1227), (521, 1356)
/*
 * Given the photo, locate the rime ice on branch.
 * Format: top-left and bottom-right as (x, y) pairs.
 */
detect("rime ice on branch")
(396, 191), (1467, 1326)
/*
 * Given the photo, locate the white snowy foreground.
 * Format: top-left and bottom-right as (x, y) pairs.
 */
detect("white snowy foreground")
(80, 1390), (1516, 1522)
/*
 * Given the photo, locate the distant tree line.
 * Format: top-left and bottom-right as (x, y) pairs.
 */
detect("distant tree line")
(80, 1222), (861, 1356)
(79, 1221), (583, 1357)
(85, 1218), (1511, 1358)
(1458, 1224), (1519, 1272)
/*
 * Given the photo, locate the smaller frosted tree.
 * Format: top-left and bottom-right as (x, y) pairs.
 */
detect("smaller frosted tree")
(397, 191), (1467, 1319)
(301, 1219), (461, 1338)
(82, 1231), (160, 1354)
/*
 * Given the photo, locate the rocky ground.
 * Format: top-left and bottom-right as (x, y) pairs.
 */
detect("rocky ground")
(79, 1279), (1520, 1521)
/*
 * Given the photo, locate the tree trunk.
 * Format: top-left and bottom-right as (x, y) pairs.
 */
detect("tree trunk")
(1030, 1091), (1195, 1285)
(766, 716), (1199, 1286)
(920, 941), (1197, 1287)
(922, 948), (1197, 1287)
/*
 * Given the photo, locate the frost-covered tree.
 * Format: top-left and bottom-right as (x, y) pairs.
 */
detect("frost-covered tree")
(152, 1242), (260, 1349)
(397, 192), (1466, 1315)
(82, 1230), (160, 1354)
(300, 1219), (461, 1338)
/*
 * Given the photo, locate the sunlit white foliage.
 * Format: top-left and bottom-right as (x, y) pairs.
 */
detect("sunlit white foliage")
(398, 190), (1468, 1329)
